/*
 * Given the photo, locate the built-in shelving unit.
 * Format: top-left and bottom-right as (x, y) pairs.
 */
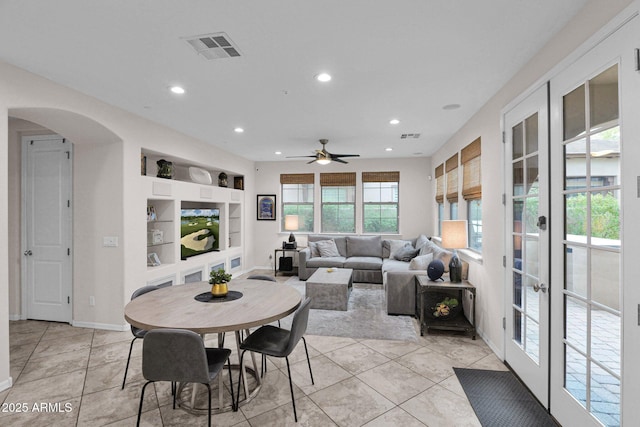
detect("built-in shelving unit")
(141, 149), (245, 285)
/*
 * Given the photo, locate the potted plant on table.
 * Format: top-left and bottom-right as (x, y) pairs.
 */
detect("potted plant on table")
(209, 268), (232, 298)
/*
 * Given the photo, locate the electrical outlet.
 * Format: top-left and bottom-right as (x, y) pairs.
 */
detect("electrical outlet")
(103, 236), (118, 247)
(89, 296), (95, 306)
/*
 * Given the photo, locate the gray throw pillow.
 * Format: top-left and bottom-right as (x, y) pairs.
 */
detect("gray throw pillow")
(388, 240), (412, 260)
(415, 234), (430, 251)
(308, 241), (321, 258)
(316, 239), (341, 257)
(409, 253), (434, 270)
(394, 245), (419, 262)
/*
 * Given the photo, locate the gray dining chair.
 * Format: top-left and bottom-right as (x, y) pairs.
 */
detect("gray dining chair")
(235, 297), (313, 422)
(122, 285), (159, 389)
(136, 328), (233, 427)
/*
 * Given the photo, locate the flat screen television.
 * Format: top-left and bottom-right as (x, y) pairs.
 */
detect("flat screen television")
(180, 208), (220, 260)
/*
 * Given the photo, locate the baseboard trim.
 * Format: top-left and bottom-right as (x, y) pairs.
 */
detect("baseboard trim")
(71, 320), (128, 332)
(8, 314), (23, 321)
(0, 377), (13, 392)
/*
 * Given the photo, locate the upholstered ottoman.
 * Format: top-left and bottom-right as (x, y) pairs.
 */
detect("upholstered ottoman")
(305, 268), (353, 311)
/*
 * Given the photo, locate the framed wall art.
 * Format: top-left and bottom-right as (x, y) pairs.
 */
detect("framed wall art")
(257, 194), (276, 220)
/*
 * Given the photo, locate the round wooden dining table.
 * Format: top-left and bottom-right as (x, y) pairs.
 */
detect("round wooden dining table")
(124, 279), (302, 414)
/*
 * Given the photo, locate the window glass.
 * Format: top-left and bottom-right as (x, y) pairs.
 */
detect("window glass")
(363, 181), (398, 233)
(281, 183), (314, 232)
(468, 199), (482, 252)
(321, 185), (355, 233)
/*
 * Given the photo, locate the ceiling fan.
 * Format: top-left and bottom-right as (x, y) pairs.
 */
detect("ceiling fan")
(287, 139), (360, 164)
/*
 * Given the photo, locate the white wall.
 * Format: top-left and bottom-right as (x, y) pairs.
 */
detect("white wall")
(430, 0), (633, 356)
(252, 157), (432, 267)
(0, 60), (256, 390)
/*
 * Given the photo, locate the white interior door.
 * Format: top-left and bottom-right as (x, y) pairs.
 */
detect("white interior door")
(22, 135), (73, 323)
(504, 84), (550, 407)
(549, 13), (637, 426)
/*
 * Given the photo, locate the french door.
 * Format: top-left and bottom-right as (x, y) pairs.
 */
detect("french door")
(504, 84), (550, 407)
(549, 13), (638, 427)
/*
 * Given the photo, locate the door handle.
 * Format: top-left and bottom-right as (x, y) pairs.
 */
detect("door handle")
(537, 215), (547, 230)
(533, 282), (547, 293)
(23, 250), (33, 256)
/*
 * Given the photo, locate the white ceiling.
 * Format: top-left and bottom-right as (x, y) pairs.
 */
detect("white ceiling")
(0, 0), (590, 161)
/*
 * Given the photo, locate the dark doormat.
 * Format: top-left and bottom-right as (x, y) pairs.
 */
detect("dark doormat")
(454, 368), (557, 427)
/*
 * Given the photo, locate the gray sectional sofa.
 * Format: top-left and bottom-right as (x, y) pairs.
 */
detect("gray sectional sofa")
(298, 234), (467, 315)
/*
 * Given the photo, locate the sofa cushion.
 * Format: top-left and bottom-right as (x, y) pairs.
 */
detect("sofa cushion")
(306, 256), (346, 268)
(346, 235), (382, 258)
(344, 256), (383, 270)
(390, 241), (414, 260)
(394, 245), (419, 262)
(316, 239), (341, 257)
(383, 239), (411, 258)
(409, 253), (433, 270)
(382, 258), (411, 273)
(419, 239), (453, 270)
(308, 235), (347, 256)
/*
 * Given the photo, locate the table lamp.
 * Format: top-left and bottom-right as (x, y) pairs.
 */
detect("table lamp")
(441, 220), (468, 283)
(284, 215), (299, 248)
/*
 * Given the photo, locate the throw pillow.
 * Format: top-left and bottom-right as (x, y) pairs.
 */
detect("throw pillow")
(316, 239), (341, 257)
(409, 253), (434, 270)
(394, 245), (419, 262)
(388, 240), (413, 260)
(415, 234), (430, 251)
(308, 241), (318, 258)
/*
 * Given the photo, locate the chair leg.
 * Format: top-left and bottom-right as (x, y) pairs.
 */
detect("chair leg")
(284, 357), (298, 422)
(302, 336), (314, 385)
(122, 337), (137, 389)
(137, 380), (152, 427)
(235, 349), (247, 411)
(205, 383), (212, 427)
(227, 358), (235, 410)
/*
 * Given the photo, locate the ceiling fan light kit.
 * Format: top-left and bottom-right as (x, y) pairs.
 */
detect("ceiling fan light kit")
(287, 139), (360, 165)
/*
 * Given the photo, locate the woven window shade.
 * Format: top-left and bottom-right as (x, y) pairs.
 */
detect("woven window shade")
(462, 138), (482, 200)
(362, 171), (399, 182)
(446, 154), (458, 202)
(280, 173), (314, 184)
(435, 164), (444, 203)
(320, 172), (356, 186)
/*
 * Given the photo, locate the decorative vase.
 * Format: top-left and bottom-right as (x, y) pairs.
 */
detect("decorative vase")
(211, 283), (228, 298)
(156, 159), (173, 179)
(218, 172), (228, 187)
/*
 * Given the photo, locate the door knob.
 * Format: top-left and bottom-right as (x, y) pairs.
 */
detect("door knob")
(533, 282), (547, 293)
(24, 250), (33, 256)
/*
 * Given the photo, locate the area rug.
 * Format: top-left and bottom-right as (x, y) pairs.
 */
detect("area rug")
(454, 368), (557, 427)
(279, 277), (417, 342)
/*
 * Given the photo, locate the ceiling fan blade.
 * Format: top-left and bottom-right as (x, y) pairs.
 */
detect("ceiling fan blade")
(306, 159), (318, 164)
(286, 155), (317, 159)
(330, 153), (360, 158)
(332, 158), (348, 164)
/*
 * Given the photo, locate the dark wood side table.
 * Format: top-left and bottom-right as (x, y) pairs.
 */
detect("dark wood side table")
(274, 247), (305, 276)
(416, 275), (476, 339)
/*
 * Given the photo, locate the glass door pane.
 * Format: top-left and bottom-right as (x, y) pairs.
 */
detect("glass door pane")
(561, 64), (621, 426)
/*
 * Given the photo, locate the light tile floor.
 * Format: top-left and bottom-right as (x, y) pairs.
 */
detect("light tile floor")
(2, 281), (507, 426)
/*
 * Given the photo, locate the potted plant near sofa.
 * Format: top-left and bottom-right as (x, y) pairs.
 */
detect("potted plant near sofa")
(209, 268), (232, 297)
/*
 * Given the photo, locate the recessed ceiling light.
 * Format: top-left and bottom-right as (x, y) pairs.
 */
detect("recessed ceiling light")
(315, 73), (332, 82)
(234, 127), (244, 133)
(385, 148), (393, 152)
(389, 119), (400, 125)
(170, 86), (185, 94)
(442, 104), (461, 110)
(275, 151), (282, 155)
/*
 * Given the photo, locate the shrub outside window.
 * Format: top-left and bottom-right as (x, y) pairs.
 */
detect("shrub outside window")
(281, 183), (314, 232)
(321, 173), (356, 233)
(363, 174), (399, 233)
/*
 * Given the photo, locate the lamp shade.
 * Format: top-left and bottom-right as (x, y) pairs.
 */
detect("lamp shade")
(441, 220), (468, 250)
(284, 215), (299, 231)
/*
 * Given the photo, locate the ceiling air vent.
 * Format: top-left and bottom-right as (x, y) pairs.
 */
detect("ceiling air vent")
(400, 133), (421, 139)
(183, 32), (242, 60)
